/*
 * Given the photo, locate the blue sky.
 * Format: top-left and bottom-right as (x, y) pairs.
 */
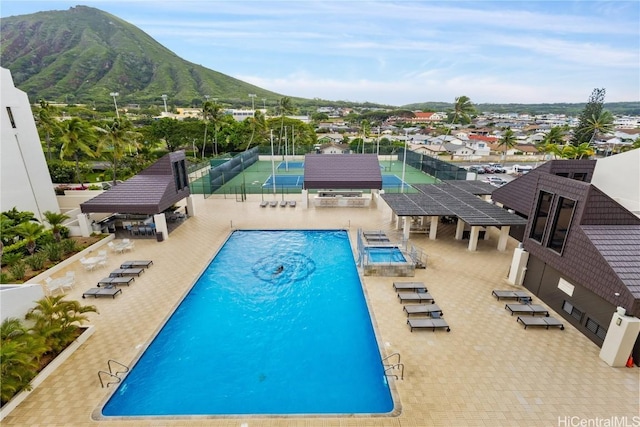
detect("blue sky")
(2, 1), (639, 106)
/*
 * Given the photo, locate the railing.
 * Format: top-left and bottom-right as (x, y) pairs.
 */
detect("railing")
(98, 359), (129, 388)
(382, 353), (404, 380)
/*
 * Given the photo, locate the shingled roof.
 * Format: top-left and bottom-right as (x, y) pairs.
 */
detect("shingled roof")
(303, 154), (382, 190)
(80, 151), (190, 215)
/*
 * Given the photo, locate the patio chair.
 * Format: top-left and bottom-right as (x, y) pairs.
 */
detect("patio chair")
(107, 241), (121, 254)
(60, 271), (75, 291)
(80, 257), (97, 271)
(260, 200), (268, 208)
(97, 250), (108, 268)
(289, 201), (296, 207)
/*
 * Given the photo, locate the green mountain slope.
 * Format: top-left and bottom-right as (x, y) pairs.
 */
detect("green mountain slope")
(0, 5), (284, 106)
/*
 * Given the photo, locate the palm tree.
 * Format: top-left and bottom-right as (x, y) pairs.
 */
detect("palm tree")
(561, 142), (595, 159)
(25, 295), (98, 354)
(36, 100), (60, 161)
(13, 222), (45, 255)
(497, 127), (517, 160)
(96, 118), (141, 187)
(446, 96), (475, 134)
(201, 101), (224, 157)
(277, 97), (296, 154)
(1, 318), (48, 405)
(58, 117), (97, 185)
(585, 110), (614, 144)
(42, 211), (70, 242)
(244, 110), (267, 152)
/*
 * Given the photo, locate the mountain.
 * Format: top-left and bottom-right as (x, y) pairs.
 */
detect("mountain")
(0, 6), (285, 106)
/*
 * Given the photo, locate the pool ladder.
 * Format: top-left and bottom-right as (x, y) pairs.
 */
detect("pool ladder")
(382, 352), (404, 380)
(98, 359), (129, 388)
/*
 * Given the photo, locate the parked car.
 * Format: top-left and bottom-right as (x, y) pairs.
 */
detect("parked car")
(485, 176), (507, 186)
(468, 165), (485, 174)
(488, 163), (506, 173)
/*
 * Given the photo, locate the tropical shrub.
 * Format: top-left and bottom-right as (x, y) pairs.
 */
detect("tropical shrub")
(25, 296), (98, 354)
(24, 252), (47, 271)
(40, 243), (63, 262)
(0, 318), (48, 405)
(8, 261), (26, 281)
(1, 252), (23, 267)
(60, 238), (78, 254)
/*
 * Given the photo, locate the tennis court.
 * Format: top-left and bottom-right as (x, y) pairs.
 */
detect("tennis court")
(263, 175), (304, 189)
(277, 161), (304, 170)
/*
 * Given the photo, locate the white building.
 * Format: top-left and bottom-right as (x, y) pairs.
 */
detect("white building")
(1, 67), (59, 220)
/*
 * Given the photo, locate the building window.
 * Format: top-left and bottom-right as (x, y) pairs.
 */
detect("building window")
(586, 317), (607, 340)
(172, 159), (188, 192)
(556, 172), (569, 178)
(562, 300), (584, 322)
(530, 191), (553, 243)
(6, 107), (16, 128)
(572, 172), (587, 182)
(547, 197), (576, 253)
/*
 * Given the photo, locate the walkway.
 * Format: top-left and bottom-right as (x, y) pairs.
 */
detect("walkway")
(4, 195), (638, 426)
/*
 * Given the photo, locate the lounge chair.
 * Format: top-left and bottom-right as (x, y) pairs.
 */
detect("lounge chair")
(407, 317), (450, 332)
(505, 303), (549, 316)
(393, 281), (427, 292)
(107, 241), (124, 254)
(403, 303), (442, 317)
(269, 201), (277, 207)
(82, 286), (122, 299)
(280, 200), (288, 207)
(491, 290), (531, 301)
(288, 201), (296, 207)
(98, 277), (135, 287)
(120, 260), (153, 269)
(517, 316), (564, 330)
(260, 200), (268, 208)
(397, 291), (434, 303)
(109, 268), (144, 277)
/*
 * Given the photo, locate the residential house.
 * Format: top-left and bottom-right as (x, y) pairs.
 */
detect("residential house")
(491, 154), (640, 362)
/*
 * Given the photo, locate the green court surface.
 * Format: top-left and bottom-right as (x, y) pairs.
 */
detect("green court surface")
(189, 159), (437, 197)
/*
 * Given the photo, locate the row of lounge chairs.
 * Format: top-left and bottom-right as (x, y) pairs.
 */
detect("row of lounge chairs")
(260, 200), (296, 208)
(394, 281), (451, 332)
(363, 230), (390, 243)
(492, 289), (565, 330)
(82, 260), (153, 299)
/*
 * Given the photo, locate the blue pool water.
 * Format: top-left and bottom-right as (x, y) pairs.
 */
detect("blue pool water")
(102, 230), (393, 417)
(365, 247), (407, 263)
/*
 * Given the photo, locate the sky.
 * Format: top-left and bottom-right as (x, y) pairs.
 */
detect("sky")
(1, 0), (639, 106)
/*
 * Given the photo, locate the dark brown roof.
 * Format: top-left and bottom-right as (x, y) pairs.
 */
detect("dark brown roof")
(381, 182), (527, 227)
(581, 225), (640, 298)
(80, 151), (190, 215)
(303, 154), (382, 190)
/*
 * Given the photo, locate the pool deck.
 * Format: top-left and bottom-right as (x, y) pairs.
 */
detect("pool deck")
(5, 195), (639, 426)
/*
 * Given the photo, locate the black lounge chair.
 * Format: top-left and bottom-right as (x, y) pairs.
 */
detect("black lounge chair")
(397, 291), (434, 303)
(120, 260), (153, 269)
(98, 277), (135, 287)
(403, 304), (442, 317)
(517, 316), (564, 330)
(393, 282), (427, 292)
(82, 286), (122, 299)
(407, 317), (450, 332)
(109, 268), (144, 277)
(505, 303), (549, 316)
(491, 290), (531, 301)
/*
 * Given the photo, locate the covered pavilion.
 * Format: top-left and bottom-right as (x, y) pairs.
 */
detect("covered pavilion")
(381, 181), (527, 251)
(79, 151), (195, 240)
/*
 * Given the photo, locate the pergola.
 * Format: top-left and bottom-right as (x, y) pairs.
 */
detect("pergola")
(381, 181), (527, 251)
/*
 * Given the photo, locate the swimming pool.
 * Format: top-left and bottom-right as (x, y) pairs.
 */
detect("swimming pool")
(365, 247), (407, 263)
(101, 230), (394, 417)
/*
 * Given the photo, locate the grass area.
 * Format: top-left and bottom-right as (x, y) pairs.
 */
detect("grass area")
(189, 159), (437, 197)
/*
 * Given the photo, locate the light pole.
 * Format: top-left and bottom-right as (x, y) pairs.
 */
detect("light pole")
(401, 130), (409, 194)
(262, 98), (266, 111)
(249, 93), (256, 111)
(161, 94), (168, 113)
(110, 92), (119, 118)
(270, 129), (276, 195)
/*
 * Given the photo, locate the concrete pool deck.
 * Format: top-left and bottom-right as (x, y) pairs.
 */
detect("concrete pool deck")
(4, 195), (638, 426)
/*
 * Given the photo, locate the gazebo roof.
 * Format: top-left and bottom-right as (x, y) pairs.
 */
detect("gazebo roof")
(303, 154), (382, 190)
(80, 151), (190, 215)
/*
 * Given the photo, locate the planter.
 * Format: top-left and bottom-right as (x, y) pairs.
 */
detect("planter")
(0, 325), (95, 421)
